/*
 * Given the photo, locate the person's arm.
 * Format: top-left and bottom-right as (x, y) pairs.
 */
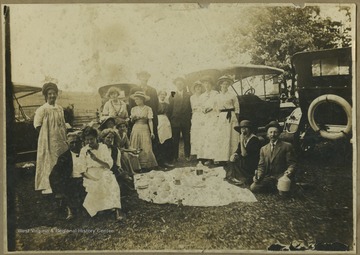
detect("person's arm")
(87, 150), (110, 169)
(239, 135), (247, 157)
(233, 94), (240, 121)
(78, 148), (99, 181)
(33, 106), (44, 133)
(147, 107), (155, 139)
(255, 147), (266, 181)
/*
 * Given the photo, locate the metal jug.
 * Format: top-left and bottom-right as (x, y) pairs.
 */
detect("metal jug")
(277, 174), (291, 192)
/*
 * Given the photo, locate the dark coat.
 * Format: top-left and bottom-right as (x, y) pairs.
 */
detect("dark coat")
(257, 140), (296, 179)
(168, 91), (192, 128)
(235, 136), (262, 176)
(49, 150), (73, 195)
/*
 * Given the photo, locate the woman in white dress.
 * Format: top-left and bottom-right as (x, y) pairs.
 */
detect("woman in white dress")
(214, 75), (240, 163)
(197, 76), (219, 165)
(79, 126), (123, 221)
(190, 81), (204, 157)
(33, 83), (68, 194)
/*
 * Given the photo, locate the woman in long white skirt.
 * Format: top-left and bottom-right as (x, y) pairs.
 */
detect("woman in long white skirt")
(190, 81), (205, 157)
(213, 75), (240, 163)
(196, 76), (219, 164)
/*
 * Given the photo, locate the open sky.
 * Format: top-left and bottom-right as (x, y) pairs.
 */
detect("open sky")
(8, 3), (352, 92)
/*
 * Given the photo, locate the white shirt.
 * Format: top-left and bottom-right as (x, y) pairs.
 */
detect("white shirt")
(71, 151), (85, 178)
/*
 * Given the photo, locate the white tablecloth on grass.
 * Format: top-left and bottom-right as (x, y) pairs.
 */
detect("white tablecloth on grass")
(134, 167), (257, 206)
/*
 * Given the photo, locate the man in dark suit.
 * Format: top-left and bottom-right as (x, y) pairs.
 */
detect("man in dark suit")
(250, 121), (296, 193)
(50, 132), (86, 220)
(169, 77), (192, 162)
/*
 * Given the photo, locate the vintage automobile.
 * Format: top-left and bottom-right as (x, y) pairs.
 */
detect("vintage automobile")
(12, 84), (42, 163)
(283, 47), (352, 152)
(185, 65), (285, 137)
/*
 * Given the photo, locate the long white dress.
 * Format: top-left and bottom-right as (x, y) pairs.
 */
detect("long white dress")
(197, 90), (219, 160)
(214, 90), (240, 162)
(190, 94), (204, 156)
(33, 103), (68, 191)
(80, 143), (121, 217)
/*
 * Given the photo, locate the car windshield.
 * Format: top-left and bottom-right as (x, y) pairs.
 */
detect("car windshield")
(232, 74), (280, 98)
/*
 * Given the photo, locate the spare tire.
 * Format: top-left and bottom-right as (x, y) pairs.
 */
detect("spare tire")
(307, 94), (352, 140)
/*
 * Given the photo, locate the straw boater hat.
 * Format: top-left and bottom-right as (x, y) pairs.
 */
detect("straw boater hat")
(217, 75), (234, 86)
(42, 82), (58, 96)
(105, 87), (126, 99)
(265, 120), (282, 131)
(99, 116), (116, 130)
(234, 120), (254, 133)
(130, 91), (150, 101)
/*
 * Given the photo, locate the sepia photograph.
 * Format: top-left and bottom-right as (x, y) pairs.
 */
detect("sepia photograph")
(2, 2), (357, 253)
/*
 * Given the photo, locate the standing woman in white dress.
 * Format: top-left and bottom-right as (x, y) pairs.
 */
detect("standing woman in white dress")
(214, 75), (240, 163)
(33, 83), (68, 194)
(80, 126), (124, 221)
(197, 76), (219, 165)
(190, 81), (204, 157)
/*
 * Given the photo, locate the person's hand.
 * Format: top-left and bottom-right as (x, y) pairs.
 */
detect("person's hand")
(252, 175), (259, 183)
(150, 133), (155, 140)
(230, 153), (238, 162)
(87, 150), (98, 162)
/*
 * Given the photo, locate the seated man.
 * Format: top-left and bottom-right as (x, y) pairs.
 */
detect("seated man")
(250, 121), (296, 193)
(50, 132), (86, 220)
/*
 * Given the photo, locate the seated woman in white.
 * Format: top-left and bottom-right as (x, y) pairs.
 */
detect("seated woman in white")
(79, 126), (124, 221)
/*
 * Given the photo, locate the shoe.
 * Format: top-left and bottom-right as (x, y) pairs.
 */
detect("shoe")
(185, 157), (191, 162)
(41, 188), (53, 194)
(163, 162), (175, 168)
(115, 209), (125, 222)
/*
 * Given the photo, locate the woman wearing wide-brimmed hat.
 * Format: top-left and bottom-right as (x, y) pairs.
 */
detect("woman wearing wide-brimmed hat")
(33, 82), (68, 194)
(224, 120), (261, 185)
(190, 80), (205, 157)
(213, 75), (240, 162)
(196, 76), (219, 164)
(102, 86), (128, 124)
(129, 91), (158, 170)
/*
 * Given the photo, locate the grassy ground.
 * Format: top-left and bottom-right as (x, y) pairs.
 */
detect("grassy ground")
(9, 140), (353, 252)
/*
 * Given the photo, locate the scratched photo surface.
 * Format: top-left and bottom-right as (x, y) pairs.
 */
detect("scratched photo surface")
(4, 3), (356, 252)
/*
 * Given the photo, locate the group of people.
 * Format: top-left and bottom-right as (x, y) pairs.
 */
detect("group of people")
(32, 70), (297, 221)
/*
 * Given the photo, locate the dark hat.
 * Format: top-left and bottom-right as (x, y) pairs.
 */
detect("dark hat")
(234, 120), (253, 133)
(173, 77), (186, 84)
(42, 82), (58, 96)
(265, 120), (281, 131)
(99, 116), (116, 130)
(130, 91), (150, 101)
(217, 75), (234, 86)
